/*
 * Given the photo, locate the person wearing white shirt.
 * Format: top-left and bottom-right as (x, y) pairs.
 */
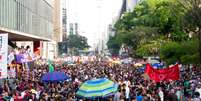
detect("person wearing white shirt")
(195, 85), (201, 98)
(158, 87), (164, 101)
(125, 85), (130, 101)
(123, 79), (131, 87)
(8, 51), (15, 64)
(21, 91), (26, 98)
(114, 89), (121, 101)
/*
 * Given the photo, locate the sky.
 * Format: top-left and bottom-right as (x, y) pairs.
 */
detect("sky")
(66, 0), (123, 48)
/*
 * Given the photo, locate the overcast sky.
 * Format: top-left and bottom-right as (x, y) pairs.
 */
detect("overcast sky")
(66, 0), (122, 48)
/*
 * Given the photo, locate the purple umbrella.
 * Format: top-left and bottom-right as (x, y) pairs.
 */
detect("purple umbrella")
(41, 71), (70, 82)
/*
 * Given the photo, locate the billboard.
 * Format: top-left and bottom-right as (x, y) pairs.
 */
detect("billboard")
(0, 34), (8, 79)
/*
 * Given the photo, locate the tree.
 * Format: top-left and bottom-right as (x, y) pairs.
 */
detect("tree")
(107, 36), (121, 55)
(64, 34), (90, 55)
(108, 0), (185, 56)
(107, 26), (159, 56)
(136, 37), (166, 57)
(160, 41), (184, 65)
(160, 39), (199, 65)
(178, 0), (201, 63)
(107, 0), (200, 65)
(180, 39), (199, 64)
(152, 0), (185, 34)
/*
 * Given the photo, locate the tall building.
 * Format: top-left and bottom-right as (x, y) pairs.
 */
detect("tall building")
(69, 23), (74, 35)
(108, 24), (115, 37)
(0, 0), (57, 59)
(62, 0), (67, 40)
(75, 23), (78, 35)
(68, 22), (79, 35)
(53, 0), (65, 57)
(57, 0), (69, 55)
(53, 0), (62, 43)
(53, 0), (67, 41)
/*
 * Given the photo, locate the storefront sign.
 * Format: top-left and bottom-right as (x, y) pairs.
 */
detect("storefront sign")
(0, 34), (8, 79)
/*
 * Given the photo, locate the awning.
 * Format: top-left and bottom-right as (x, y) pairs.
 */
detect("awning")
(0, 26), (51, 41)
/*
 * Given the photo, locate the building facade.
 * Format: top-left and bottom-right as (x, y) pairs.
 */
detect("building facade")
(69, 23), (74, 35)
(75, 23), (78, 35)
(52, 0), (67, 42)
(0, 0), (56, 59)
(69, 23), (79, 35)
(53, 0), (63, 42)
(62, 0), (67, 40)
(0, 0), (53, 39)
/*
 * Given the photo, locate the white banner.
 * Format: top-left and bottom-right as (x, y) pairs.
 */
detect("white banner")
(0, 34), (8, 79)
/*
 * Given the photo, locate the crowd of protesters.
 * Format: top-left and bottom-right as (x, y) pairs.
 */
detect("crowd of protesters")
(0, 56), (201, 101)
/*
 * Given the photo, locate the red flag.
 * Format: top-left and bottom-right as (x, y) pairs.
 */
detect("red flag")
(145, 64), (180, 82)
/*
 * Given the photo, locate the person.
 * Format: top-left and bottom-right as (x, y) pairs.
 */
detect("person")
(0, 57), (201, 101)
(114, 87), (121, 101)
(176, 87), (184, 101)
(193, 92), (200, 101)
(125, 85), (130, 101)
(122, 83), (130, 101)
(195, 85), (201, 99)
(24, 45), (32, 71)
(158, 87), (164, 101)
(8, 50), (15, 65)
(184, 78), (190, 96)
(136, 91), (143, 101)
(168, 89), (178, 101)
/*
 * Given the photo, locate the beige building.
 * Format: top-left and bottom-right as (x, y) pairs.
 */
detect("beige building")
(53, 0), (63, 43)
(51, 0), (63, 57)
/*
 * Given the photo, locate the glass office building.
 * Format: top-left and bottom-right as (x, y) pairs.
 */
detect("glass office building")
(0, 0), (53, 40)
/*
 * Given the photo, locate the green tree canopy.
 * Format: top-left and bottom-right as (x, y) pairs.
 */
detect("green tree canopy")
(178, 0), (201, 63)
(65, 34), (90, 50)
(107, 0), (201, 65)
(160, 39), (199, 65)
(107, 36), (121, 55)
